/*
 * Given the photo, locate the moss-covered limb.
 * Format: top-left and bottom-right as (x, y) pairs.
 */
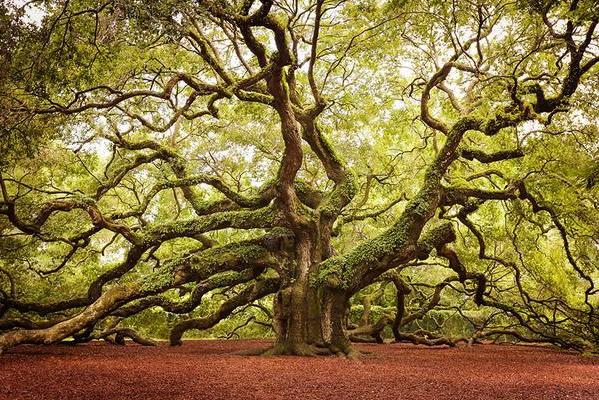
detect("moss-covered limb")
(316, 184), (445, 291)
(112, 175), (277, 220)
(441, 186), (519, 207)
(3, 232), (283, 321)
(234, 87), (276, 106)
(318, 171), (358, 219)
(415, 222), (457, 259)
(1, 255), (274, 352)
(471, 52), (594, 136)
(0, 245), (216, 352)
(102, 133), (171, 154)
(0, 282), (141, 354)
(30, 198), (95, 228)
(113, 268), (266, 317)
(169, 277), (280, 345)
(459, 148), (525, 163)
(446, 94), (538, 138)
(141, 241), (279, 293)
(297, 122), (357, 219)
(201, 0), (287, 54)
(141, 204), (282, 245)
(315, 198), (428, 293)
(316, 116), (483, 292)
(294, 180), (325, 209)
(423, 24), (598, 140)
(299, 121), (345, 178)
(0, 196), (65, 236)
(0, 316), (70, 331)
(202, 1), (274, 28)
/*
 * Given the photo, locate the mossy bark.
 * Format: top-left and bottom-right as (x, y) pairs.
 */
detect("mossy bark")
(0, 283), (141, 354)
(263, 230), (355, 356)
(267, 286), (352, 356)
(267, 232), (325, 355)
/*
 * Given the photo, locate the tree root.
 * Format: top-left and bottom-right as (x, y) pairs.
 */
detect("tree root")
(394, 331), (456, 347)
(107, 328), (157, 346)
(238, 342), (361, 359)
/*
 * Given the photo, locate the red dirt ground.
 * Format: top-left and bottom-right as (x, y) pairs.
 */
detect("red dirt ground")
(1, 340), (598, 400)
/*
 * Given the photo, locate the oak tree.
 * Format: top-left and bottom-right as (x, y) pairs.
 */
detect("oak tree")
(1, 0), (598, 356)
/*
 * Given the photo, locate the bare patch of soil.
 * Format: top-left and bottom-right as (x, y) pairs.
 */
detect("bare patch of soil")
(1, 340), (598, 400)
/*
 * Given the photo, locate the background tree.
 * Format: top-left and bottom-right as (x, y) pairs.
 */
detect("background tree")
(0, 0), (598, 356)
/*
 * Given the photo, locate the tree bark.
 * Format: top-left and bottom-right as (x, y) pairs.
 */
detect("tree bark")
(0, 283), (140, 354)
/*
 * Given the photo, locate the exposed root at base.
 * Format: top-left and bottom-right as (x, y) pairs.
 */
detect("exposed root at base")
(238, 342), (362, 359)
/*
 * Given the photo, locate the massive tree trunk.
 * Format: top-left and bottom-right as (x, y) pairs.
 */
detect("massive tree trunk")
(267, 284), (352, 356)
(267, 230), (349, 355)
(261, 228), (356, 357)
